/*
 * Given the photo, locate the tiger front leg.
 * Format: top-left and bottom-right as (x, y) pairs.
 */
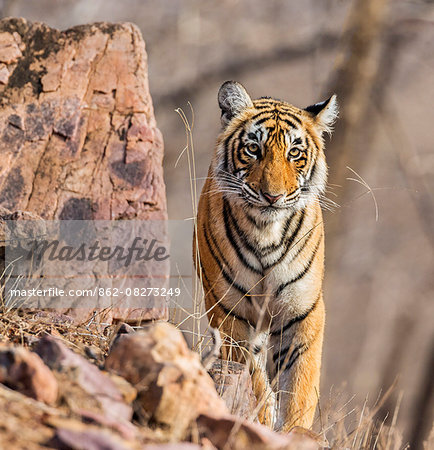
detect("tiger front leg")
(207, 309), (277, 427)
(268, 296), (325, 431)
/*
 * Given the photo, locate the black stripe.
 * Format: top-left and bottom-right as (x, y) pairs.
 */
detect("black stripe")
(283, 112), (302, 125)
(223, 132), (233, 172)
(283, 344), (307, 373)
(223, 199), (263, 262)
(235, 129), (247, 162)
(279, 110), (303, 125)
(274, 236), (322, 298)
(253, 345), (262, 354)
(260, 211), (298, 257)
(307, 154), (318, 182)
(245, 211), (268, 230)
(217, 296), (254, 327)
(263, 211), (314, 270)
(273, 345), (286, 363)
(281, 328), (323, 374)
(264, 209), (305, 257)
(229, 128), (244, 172)
(280, 118), (299, 130)
(206, 202), (232, 269)
(223, 128), (243, 171)
(254, 103), (275, 110)
(245, 184), (260, 197)
(270, 292), (321, 337)
(236, 134), (250, 165)
(305, 130), (320, 152)
(286, 210), (319, 263)
(295, 156), (307, 165)
(254, 115), (272, 126)
(249, 111), (272, 123)
(203, 274), (254, 327)
(200, 263), (256, 327)
(223, 199), (263, 274)
(273, 341), (303, 365)
(202, 222), (250, 297)
(202, 223), (228, 273)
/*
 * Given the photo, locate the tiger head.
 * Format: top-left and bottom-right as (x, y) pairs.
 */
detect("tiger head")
(214, 81), (338, 215)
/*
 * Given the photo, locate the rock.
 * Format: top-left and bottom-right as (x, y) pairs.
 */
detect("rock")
(196, 414), (324, 450)
(84, 345), (103, 363)
(208, 360), (257, 420)
(116, 322), (136, 335)
(108, 372), (138, 405)
(0, 382), (139, 449)
(51, 424), (131, 450)
(0, 383), (59, 448)
(0, 208), (44, 275)
(109, 322), (136, 351)
(0, 208), (45, 245)
(76, 409), (139, 442)
(0, 344), (58, 404)
(0, 18), (168, 323)
(142, 445), (204, 450)
(0, 63), (10, 84)
(105, 322), (228, 441)
(34, 335), (133, 422)
(289, 427), (329, 448)
(0, 18), (166, 221)
(0, 205), (10, 216)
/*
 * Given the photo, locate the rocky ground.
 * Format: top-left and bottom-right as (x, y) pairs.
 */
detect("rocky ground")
(0, 308), (326, 450)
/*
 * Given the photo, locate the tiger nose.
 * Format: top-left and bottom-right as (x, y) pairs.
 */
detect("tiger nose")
(262, 191), (283, 204)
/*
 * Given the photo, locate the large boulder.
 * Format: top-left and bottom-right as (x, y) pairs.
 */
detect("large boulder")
(0, 18), (168, 323)
(105, 322), (229, 441)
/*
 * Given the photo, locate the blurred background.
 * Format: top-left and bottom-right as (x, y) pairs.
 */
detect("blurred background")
(1, 0), (433, 446)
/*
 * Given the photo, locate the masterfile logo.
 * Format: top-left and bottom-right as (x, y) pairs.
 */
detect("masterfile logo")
(2, 219), (192, 309)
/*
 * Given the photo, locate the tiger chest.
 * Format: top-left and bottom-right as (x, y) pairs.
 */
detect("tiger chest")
(226, 208), (323, 320)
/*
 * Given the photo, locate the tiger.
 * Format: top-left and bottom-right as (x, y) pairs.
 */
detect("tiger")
(193, 81), (338, 431)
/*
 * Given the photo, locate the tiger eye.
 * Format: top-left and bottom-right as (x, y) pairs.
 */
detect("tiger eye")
(246, 143), (261, 157)
(288, 148), (302, 160)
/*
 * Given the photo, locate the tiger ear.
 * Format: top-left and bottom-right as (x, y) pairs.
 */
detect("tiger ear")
(218, 81), (253, 126)
(304, 94), (338, 135)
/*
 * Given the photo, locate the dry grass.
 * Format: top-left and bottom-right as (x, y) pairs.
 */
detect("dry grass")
(0, 268), (113, 357)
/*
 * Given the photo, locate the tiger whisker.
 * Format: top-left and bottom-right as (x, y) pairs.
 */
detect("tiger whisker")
(302, 184), (339, 197)
(205, 190), (241, 197)
(216, 172), (246, 185)
(217, 180), (244, 189)
(317, 195), (340, 208)
(301, 195), (339, 212)
(315, 199), (338, 211)
(346, 165), (379, 221)
(206, 190), (240, 196)
(217, 177), (244, 187)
